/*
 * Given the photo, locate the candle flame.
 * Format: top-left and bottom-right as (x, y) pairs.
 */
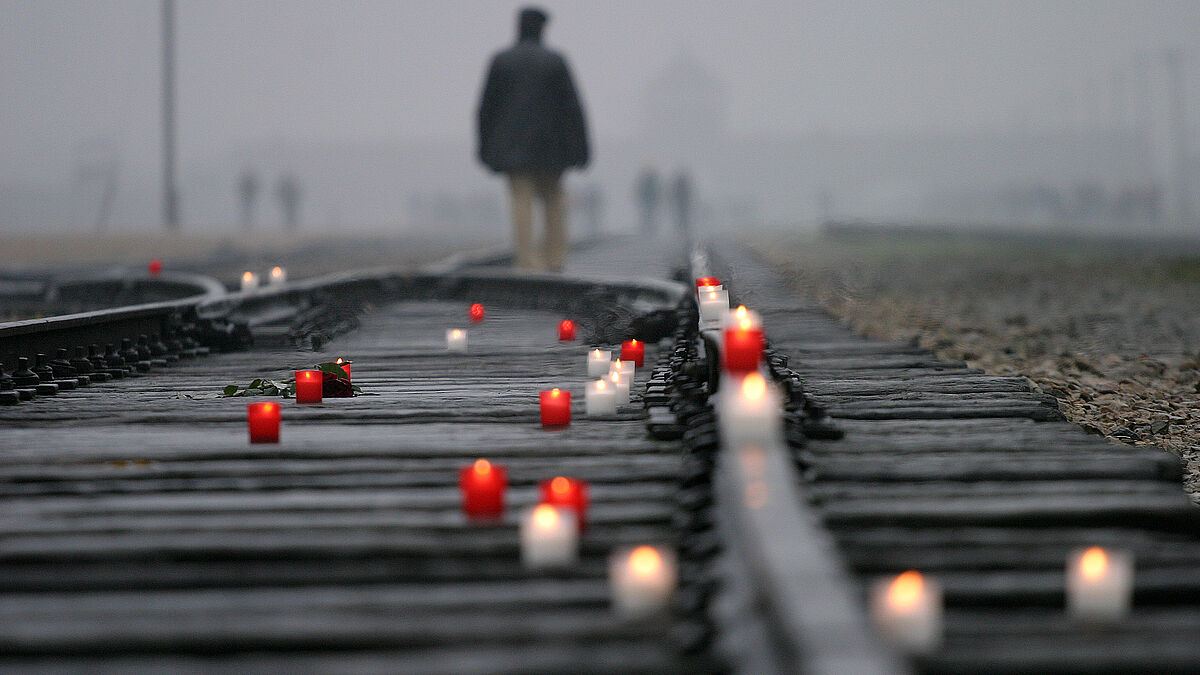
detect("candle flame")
(551, 476), (570, 495)
(533, 504), (559, 530)
(630, 339), (639, 346)
(596, 379), (606, 390)
(611, 371), (621, 384)
(888, 570), (925, 610)
(451, 329), (463, 338)
(735, 305), (748, 318)
(262, 403), (275, 413)
(241, 271), (254, 283)
(592, 349), (602, 358)
(336, 357), (345, 364)
(1080, 546), (1109, 581)
(473, 458), (492, 476)
(738, 317), (754, 330)
(614, 359), (623, 368)
(550, 388), (561, 397)
(271, 266), (283, 278)
(741, 372), (766, 400)
(629, 546), (662, 578)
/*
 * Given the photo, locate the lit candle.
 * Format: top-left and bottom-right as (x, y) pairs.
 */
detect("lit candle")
(585, 378), (617, 416)
(607, 370), (631, 406)
(446, 328), (468, 353)
(246, 401), (281, 443)
(334, 357), (351, 381)
(558, 319), (577, 341)
(698, 289), (729, 325)
(723, 325), (765, 372)
(539, 388), (571, 427)
(728, 305), (762, 330)
(294, 370), (323, 404)
(587, 349), (612, 377)
(459, 458), (507, 520)
(620, 339), (645, 367)
(269, 265), (287, 284)
(609, 358), (635, 384)
(609, 545), (677, 619)
(539, 476), (589, 529)
(1067, 546), (1133, 625)
(520, 504), (578, 569)
(469, 303), (485, 323)
(717, 372), (782, 448)
(870, 570), (942, 654)
(240, 271), (259, 291)
(148, 258), (163, 276)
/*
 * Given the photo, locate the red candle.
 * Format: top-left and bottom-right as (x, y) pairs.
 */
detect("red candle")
(148, 258), (163, 276)
(558, 319), (576, 341)
(540, 476), (589, 529)
(469, 303), (485, 323)
(335, 357), (352, 381)
(539, 388), (571, 427)
(695, 276), (720, 288)
(723, 326), (765, 372)
(294, 370), (323, 404)
(620, 339), (645, 367)
(459, 458), (507, 520)
(247, 401), (281, 443)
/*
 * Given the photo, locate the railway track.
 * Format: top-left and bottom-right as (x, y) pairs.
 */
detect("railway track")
(0, 236), (1198, 673)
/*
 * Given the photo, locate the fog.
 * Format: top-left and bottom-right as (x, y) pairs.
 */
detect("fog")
(2, 0), (1198, 234)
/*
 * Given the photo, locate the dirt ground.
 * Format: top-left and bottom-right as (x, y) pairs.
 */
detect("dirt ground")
(0, 231), (504, 286)
(752, 225), (1200, 502)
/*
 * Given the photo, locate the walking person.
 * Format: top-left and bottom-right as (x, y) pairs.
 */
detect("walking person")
(476, 6), (590, 272)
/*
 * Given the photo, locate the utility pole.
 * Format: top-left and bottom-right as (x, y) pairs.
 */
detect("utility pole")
(1165, 48), (1193, 228)
(162, 0), (179, 232)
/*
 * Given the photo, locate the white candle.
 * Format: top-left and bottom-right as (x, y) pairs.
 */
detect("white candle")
(698, 289), (729, 325)
(607, 370), (631, 406)
(520, 504), (578, 570)
(446, 328), (468, 353)
(870, 570), (942, 654)
(717, 372), (782, 448)
(585, 378), (617, 416)
(609, 358), (635, 384)
(587, 349), (612, 377)
(726, 305), (762, 331)
(268, 265), (287, 284)
(240, 271), (259, 291)
(609, 545), (677, 619)
(1067, 546), (1133, 625)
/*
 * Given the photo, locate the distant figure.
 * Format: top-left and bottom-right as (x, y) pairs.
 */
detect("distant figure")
(476, 6), (589, 272)
(635, 168), (661, 234)
(575, 183), (604, 235)
(276, 173), (302, 231)
(669, 170), (693, 235)
(237, 169), (259, 230)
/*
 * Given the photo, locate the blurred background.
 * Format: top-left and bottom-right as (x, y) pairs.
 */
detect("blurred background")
(1, 0), (1198, 243)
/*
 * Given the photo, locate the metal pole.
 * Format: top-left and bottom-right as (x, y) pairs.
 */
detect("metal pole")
(162, 0), (179, 232)
(1165, 48), (1193, 228)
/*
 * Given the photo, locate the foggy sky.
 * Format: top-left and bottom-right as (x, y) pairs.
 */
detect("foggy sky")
(3, 0), (1198, 185)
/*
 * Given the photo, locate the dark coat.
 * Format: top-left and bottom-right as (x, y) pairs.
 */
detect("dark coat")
(476, 39), (589, 173)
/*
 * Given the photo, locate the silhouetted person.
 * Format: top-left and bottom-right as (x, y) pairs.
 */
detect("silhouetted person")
(635, 167), (661, 235)
(276, 173), (302, 231)
(669, 170), (693, 236)
(237, 168), (259, 230)
(477, 6), (589, 272)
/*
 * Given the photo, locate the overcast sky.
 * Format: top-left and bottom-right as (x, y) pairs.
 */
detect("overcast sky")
(2, 0), (1198, 185)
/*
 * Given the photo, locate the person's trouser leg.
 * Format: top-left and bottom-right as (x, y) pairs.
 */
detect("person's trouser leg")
(534, 171), (567, 272)
(508, 174), (539, 270)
